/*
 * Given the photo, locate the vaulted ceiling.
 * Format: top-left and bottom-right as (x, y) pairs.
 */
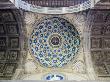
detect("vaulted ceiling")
(22, 0), (88, 7)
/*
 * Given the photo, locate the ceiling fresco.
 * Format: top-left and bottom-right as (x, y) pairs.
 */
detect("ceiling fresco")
(29, 17), (80, 68)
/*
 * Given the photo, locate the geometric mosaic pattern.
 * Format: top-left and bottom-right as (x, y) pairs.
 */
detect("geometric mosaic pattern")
(30, 17), (80, 68)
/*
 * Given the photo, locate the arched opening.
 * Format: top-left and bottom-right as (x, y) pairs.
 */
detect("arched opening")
(89, 10), (110, 79)
(0, 9), (27, 80)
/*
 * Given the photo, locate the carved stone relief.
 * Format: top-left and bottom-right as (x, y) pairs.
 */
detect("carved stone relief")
(0, 10), (27, 80)
(6, 24), (18, 34)
(90, 10), (110, 78)
(104, 25), (110, 35)
(91, 25), (103, 35)
(9, 37), (19, 49)
(91, 38), (102, 48)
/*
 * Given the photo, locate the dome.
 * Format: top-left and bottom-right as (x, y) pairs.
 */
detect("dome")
(29, 17), (80, 68)
(22, 0), (88, 7)
(10, 0), (100, 14)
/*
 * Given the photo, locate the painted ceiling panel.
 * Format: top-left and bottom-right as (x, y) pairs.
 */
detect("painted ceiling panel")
(30, 17), (80, 68)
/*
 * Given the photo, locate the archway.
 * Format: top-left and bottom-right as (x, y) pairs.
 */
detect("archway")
(0, 9), (27, 80)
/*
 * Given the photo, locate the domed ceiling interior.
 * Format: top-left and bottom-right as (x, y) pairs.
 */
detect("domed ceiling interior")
(30, 17), (80, 68)
(22, 0), (88, 7)
(1, 0), (110, 81)
(9, 0), (100, 14)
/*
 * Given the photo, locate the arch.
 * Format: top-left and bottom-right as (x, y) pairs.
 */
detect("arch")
(86, 9), (110, 80)
(0, 9), (27, 80)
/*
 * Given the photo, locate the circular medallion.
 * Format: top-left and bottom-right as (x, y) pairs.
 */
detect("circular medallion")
(30, 17), (80, 67)
(48, 33), (62, 48)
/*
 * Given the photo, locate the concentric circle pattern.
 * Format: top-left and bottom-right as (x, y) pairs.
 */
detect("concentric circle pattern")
(30, 17), (80, 67)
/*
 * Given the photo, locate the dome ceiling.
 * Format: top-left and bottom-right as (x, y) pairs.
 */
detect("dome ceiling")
(10, 0), (100, 14)
(29, 17), (80, 67)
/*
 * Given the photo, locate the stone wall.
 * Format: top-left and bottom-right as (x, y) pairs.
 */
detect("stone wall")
(87, 9), (110, 80)
(0, 9), (27, 80)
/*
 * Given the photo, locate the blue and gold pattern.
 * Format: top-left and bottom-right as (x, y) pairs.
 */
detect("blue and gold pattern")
(30, 17), (80, 67)
(44, 73), (65, 81)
